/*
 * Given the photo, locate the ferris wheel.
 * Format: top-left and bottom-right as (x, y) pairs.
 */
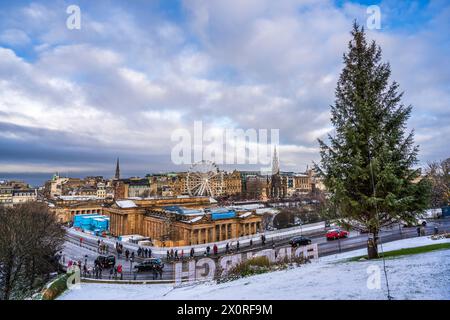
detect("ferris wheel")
(186, 160), (224, 197)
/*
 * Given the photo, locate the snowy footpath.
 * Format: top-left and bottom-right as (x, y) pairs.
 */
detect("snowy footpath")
(58, 236), (450, 300)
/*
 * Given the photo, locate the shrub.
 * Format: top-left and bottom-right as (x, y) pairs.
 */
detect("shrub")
(219, 254), (310, 283)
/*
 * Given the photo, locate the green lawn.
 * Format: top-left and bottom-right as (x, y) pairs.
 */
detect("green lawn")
(348, 242), (450, 262)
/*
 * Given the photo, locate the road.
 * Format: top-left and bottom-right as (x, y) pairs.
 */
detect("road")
(61, 218), (450, 281)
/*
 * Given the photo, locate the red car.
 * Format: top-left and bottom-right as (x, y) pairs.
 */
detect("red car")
(326, 229), (349, 240)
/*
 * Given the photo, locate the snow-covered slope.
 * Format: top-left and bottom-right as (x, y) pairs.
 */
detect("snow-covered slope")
(59, 237), (450, 300)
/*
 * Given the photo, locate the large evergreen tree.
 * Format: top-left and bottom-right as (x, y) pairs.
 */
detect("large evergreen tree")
(317, 23), (430, 259)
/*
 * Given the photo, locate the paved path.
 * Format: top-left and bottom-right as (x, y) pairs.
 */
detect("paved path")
(61, 218), (450, 281)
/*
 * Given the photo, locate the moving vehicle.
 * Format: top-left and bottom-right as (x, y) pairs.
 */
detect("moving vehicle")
(95, 255), (116, 268)
(134, 258), (164, 272)
(289, 236), (312, 247)
(326, 229), (349, 240)
(401, 218), (427, 227)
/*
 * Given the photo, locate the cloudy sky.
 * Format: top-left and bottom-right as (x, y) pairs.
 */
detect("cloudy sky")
(0, 0), (449, 183)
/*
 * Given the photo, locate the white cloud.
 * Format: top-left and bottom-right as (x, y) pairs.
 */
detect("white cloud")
(0, 29), (31, 46)
(0, 0), (448, 175)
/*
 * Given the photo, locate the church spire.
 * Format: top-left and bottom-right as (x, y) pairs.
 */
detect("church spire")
(114, 158), (120, 180)
(272, 146), (280, 175)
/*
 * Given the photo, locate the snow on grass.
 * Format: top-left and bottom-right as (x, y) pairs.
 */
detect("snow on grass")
(319, 235), (450, 262)
(58, 236), (450, 300)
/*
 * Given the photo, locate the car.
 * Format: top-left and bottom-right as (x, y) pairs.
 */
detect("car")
(95, 255), (116, 268)
(289, 236), (312, 247)
(417, 218), (427, 226)
(326, 229), (349, 240)
(134, 258), (164, 272)
(400, 218), (427, 227)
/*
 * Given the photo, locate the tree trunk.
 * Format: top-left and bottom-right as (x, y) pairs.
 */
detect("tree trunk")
(367, 231), (379, 259)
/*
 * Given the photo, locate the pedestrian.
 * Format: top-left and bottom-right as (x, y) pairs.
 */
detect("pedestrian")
(180, 249), (184, 260)
(213, 244), (218, 256)
(250, 239), (253, 247)
(79, 237), (83, 247)
(137, 247), (142, 257)
(152, 268), (158, 280)
(158, 265), (163, 279)
(125, 249), (130, 260)
(113, 266), (118, 279)
(149, 248), (152, 258)
(87, 266), (92, 278)
(83, 264), (87, 277)
(117, 264), (123, 280)
(434, 226), (439, 235)
(190, 247), (195, 259)
(144, 248), (148, 258)
(206, 246), (210, 256)
(170, 249), (174, 260)
(416, 227), (421, 237)
(166, 250), (170, 260)
(109, 268), (113, 279)
(174, 249), (178, 260)
(225, 243), (229, 254)
(131, 251), (135, 260)
(236, 241), (240, 252)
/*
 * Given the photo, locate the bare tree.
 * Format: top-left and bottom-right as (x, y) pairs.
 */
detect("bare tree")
(0, 202), (65, 300)
(425, 158), (450, 208)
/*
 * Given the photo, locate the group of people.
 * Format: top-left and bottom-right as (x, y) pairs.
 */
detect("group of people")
(114, 242), (124, 257)
(106, 264), (124, 280)
(66, 258), (124, 280)
(97, 239), (109, 254)
(417, 225), (439, 236)
(166, 248), (185, 261)
(162, 234), (271, 261)
(150, 264), (164, 280)
(137, 247), (152, 258)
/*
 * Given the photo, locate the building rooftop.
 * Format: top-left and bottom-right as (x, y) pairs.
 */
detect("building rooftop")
(116, 200), (138, 208)
(58, 195), (101, 201)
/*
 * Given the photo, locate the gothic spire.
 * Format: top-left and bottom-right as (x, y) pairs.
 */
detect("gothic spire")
(115, 158), (120, 180)
(272, 145), (280, 175)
